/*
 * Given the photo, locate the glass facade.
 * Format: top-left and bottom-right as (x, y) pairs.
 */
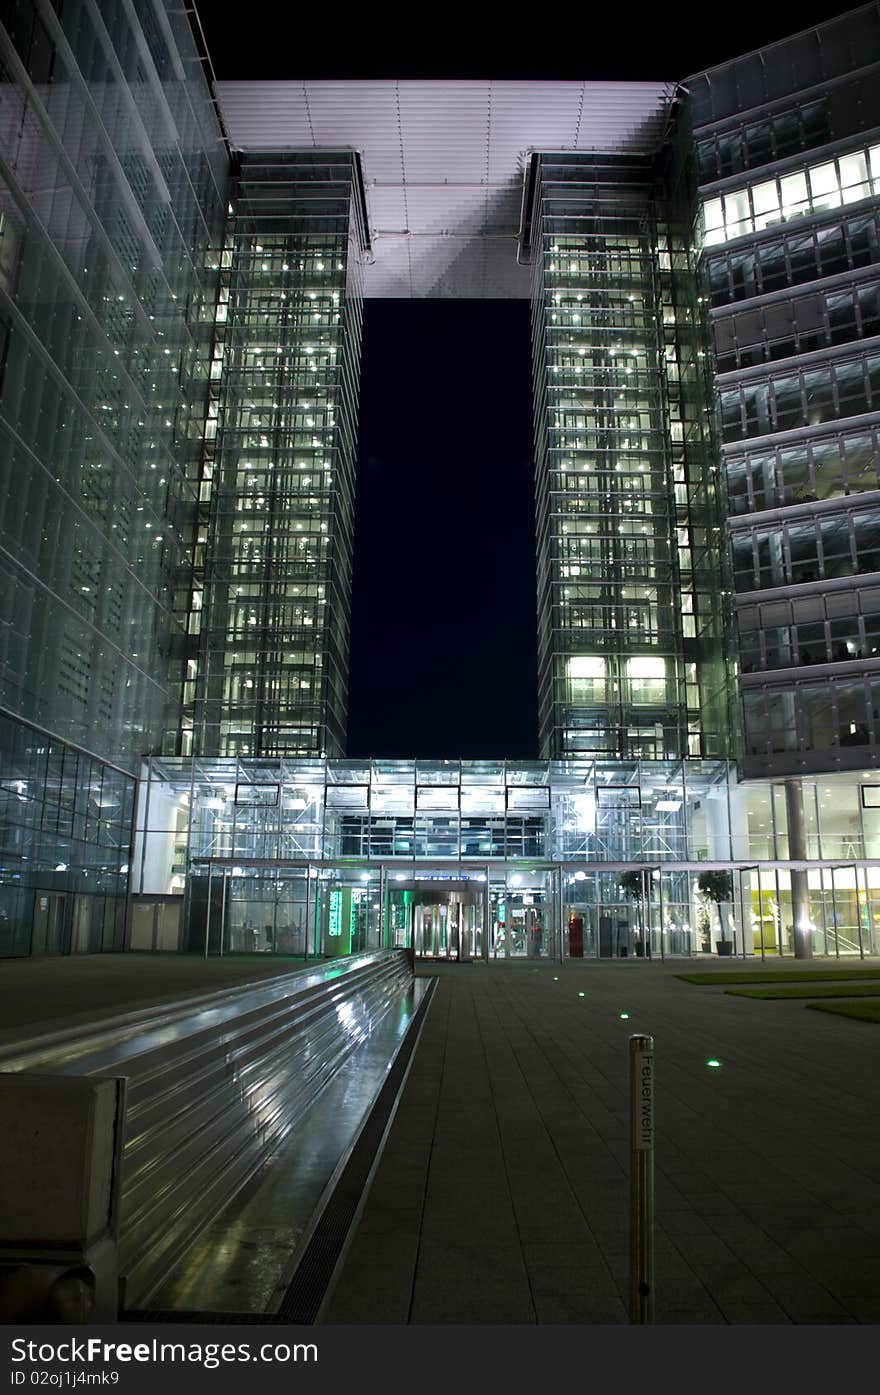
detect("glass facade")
(525, 152), (730, 763)
(182, 152), (366, 760)
(691, 3), (880, 778)
(0, 0), (225, 765)
(0, 708), (134, 957)
(2, 2), (880, 963)
(702, 142), (880, 248)
(129, 754), (880, 961)
(0, 0), (226, 955)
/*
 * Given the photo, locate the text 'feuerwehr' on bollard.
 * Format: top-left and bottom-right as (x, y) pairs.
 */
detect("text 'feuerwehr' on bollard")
(629, 1033), (654, 1325)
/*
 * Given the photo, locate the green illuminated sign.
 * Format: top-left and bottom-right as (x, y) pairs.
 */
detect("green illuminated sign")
(329, 889), (342, 937)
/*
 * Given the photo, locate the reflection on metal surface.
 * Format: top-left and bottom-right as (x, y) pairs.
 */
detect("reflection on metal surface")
(0, 951), (413, 1309)
(150, 980), (431, 1315)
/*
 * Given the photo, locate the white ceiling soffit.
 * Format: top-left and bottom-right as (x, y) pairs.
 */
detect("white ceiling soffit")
(214, 80), (674, 299)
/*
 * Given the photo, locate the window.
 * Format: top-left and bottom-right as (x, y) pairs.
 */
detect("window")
(234, 783), (279, 806)
(567, 655), (606, 704)
(808, 162), (841, 211)
(751, 180), (780, 231)
(627, 656), (667, 704)
(700, 141), (880, 248)
(839, 151), (870, 203)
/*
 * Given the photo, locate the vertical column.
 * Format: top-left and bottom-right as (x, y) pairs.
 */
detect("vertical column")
(785, 779), (812, 958)
(483, 867), (491, 963)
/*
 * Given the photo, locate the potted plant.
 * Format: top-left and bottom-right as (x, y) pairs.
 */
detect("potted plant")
(698, 870), (734, 956)
(697, 903), (712, 953)
(619, 869), (648, 957)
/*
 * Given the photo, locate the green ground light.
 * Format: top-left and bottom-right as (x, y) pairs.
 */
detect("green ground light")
(619, 1012), (630, 1019)
(706, 1058), (723, 1068)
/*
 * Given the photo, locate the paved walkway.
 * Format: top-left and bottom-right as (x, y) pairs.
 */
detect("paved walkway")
(2, 952), (879, 1324)
(323, 959), (880, 1325)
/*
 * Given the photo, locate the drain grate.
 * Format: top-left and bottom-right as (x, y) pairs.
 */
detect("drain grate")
(126, 979), (435, 1326)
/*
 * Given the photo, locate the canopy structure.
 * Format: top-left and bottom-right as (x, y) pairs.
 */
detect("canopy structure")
(214, 80), (674, 297)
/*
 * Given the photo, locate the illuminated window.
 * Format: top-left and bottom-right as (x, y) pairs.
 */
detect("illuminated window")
(627, 656), (667, 703)
(701, 142), (880, 248)
(751, 180), (780, 232)
(809, 162), (840, 211)
(780, 170), (808, 218)
(839, 151), (869, 203)
(567, 655), (606, 703)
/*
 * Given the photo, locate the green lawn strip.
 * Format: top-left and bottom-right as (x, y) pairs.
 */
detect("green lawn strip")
(726, 982), (880, 999)
(676, 968), (880, 985)
(805, 999), (880, 1023)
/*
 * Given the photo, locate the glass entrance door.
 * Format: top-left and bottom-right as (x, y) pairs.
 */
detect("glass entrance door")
(414, 901), (447, 957)
(391, 880), (485, 959)
(491, 874), (550, 958)
(413, 898), (480, 959)
(448, 894), (481, 960)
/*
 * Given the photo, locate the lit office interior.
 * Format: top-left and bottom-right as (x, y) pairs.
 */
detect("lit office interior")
(130, 756), (880, 960)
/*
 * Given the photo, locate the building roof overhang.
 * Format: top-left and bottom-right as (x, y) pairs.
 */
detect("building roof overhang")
(214, 79), (674, 298)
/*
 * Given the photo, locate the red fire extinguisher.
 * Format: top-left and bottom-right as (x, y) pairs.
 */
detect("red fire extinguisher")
(569, 915), (584, 958)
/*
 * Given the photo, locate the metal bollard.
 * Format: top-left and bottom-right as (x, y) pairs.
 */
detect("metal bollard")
(629, 1033), (655, 1324)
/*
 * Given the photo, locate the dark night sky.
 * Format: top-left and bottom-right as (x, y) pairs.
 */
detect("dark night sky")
(199, 1), (860, 759)
(199, 3), (861, 83)
(346, 301), (536, 758)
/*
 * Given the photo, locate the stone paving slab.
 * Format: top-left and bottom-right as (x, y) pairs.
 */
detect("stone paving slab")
(323, 959), (880, 1325)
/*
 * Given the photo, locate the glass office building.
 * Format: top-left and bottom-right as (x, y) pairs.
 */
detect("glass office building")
(2, 1), (880, 962)
(181, 151), (366, 761)
(694, 4), (880, 778)
(524, 150), (732, 763)
(0, 0), (225, 953)
(129, 754), (880, 961)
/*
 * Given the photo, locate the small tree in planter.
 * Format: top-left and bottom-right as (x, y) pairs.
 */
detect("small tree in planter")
(697, 870), (734, 955)
(696, 903), (712, 953)
(619, 870), (648, 956)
